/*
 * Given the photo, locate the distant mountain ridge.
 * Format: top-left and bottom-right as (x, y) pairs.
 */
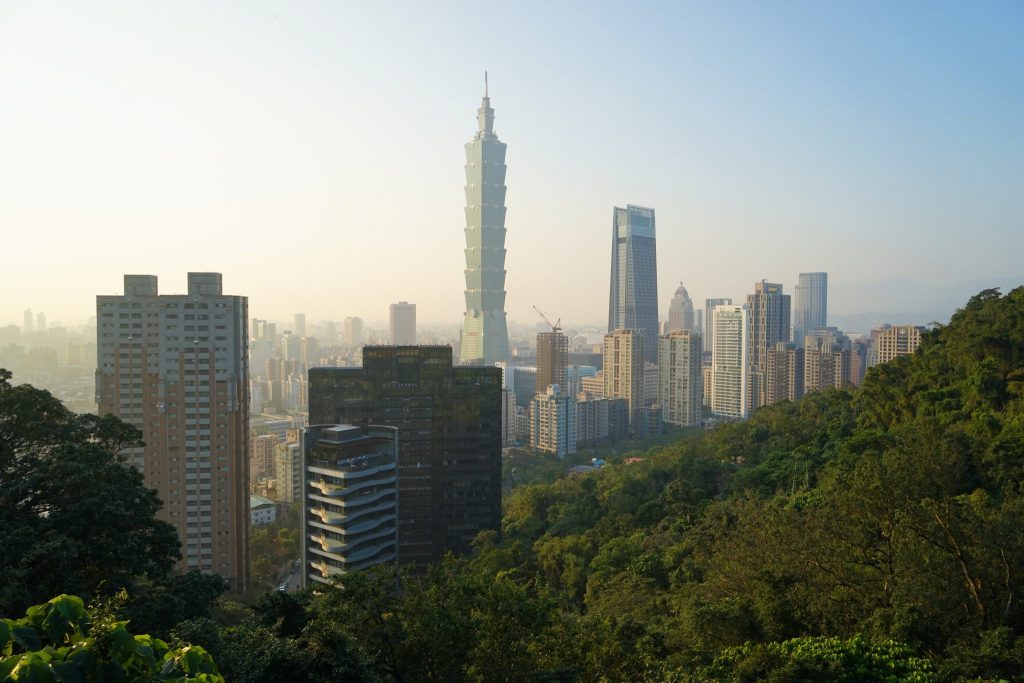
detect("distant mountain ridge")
(828, 276), (1023, 333)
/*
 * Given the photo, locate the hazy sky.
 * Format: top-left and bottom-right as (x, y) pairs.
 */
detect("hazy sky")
(1, 1), (1022, 328)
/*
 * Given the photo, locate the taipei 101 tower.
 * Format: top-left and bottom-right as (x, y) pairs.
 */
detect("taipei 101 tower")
(459, 73), (510, 365)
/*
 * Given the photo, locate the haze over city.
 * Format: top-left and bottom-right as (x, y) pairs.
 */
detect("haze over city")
(1, 1), (1021, 327)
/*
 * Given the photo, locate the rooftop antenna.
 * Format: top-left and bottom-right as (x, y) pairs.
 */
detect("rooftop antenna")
(484, 70), (489, 97)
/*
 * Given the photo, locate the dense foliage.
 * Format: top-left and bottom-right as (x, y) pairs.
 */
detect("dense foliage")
(0, 368), (180, 615)
(0, 594), (222, 681)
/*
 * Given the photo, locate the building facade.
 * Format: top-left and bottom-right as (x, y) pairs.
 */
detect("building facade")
(308, 346), (501, 566)
(803, 329), (851, 394)
(658, 330), (703, 427)
(602, 329), (644, 430)
(666, 284), (695, 332)
(536, 329), (568, 394)
(389, 302), (417, 345)
(875, 325), (924, 365)
(711, 304), (749, 419)
(301, 424), (398, 586)
(746, 281), (791, 414)
(460, 78), (511, 365)
(529, 385), (577, 457)
(762, 341), (804, 405)
(792, 272), (828, 345)
(704, 298), (733, 360)
(608, 205), (659, 365)
(95, 272), (248, 590)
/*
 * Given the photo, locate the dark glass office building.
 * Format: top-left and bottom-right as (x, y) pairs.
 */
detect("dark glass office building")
(308, 346), (502, 566)
(608, 205), (659, 364)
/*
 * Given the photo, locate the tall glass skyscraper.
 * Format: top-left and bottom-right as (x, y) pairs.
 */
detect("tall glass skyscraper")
(460, 75), (510, 365)
(792, 272), (828, 344)
(608, 205), (659, 364)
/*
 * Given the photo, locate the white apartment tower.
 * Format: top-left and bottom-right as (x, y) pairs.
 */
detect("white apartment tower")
(658, 330), (703, 427)
(95, 273), (248, 591)
(711, 304), (749, 419)
(529, 385), (577, 457)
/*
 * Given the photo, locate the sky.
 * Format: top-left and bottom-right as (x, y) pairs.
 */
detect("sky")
(1, 1), (1022, 328)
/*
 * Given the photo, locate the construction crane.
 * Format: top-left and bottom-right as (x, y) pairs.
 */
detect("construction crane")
(532, 305), (561, 333)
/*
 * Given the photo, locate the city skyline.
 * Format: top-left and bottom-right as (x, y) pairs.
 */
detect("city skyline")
(1, 3), (1023, 327)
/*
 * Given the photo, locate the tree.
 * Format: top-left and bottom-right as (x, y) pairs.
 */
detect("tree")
(0, 593), (223, 682)
(0, 370), (180, 615)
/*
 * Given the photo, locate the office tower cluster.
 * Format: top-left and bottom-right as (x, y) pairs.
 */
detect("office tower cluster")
(95, 273), (249, 591)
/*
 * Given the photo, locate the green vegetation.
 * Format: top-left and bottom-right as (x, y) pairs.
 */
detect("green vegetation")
(0, 594), (223, 682)
(249, 506), (300, 593)
(3, 287), (1024, 681)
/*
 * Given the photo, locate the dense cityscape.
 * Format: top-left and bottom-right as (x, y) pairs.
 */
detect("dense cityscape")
(2, 3), (1023, 681)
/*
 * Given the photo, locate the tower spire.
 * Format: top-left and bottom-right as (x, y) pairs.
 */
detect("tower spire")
(484, 70), (488, 98)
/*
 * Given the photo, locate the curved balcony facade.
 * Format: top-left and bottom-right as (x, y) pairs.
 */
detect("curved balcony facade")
(300, 424), (399, 587)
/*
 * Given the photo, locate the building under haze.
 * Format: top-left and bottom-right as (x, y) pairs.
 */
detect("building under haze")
(459, 76), (511, 365)
(704, 298), (732, 359)
(389, 302), (417, 345)
(343, 317), (364, 347)
(711, 304), (749, 419)
(602, 329), (644, 430)
(875, 325), (924, 365)
(308, 346), (501, 566)
(95, 273), (248, 591)
(666, 284), (695, 333)
(792, 272), (828, 345)
(293, 313), (306, 338)
(658, 330), (703, 427)
(608, 205), (659, 365)
(747, 281), (791, 413)
(536, 327), (568, 394)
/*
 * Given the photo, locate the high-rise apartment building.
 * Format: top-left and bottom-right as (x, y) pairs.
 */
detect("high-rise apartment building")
(536, 328), (568, 394)
(343, 317), (364, 347)
(575, 393), (629, 446)
(666, 284), (695, 332)
(603, 329), (644, 429)
(460, 77), (510, 365)
(250, 433), (278, 481)
(95, 273), (248, 590)
(792, 272), (828, 344)
(803, 329), (851, 394)
(530, 385), (577, 458)
(875, 325), (924, 365)
(293, 313), (306, 338)
(704, 298), (733, 359)
(609, 205), (659, 365)
(23, 308), (33, 333)
(36, 312), (46, 332)
(746, 281), (791, 413)
(308, 346), (501, 566)
(389, 302), (417, 345)
(763, 341), (804, 405)
(658, 331), (703, 427)
(275, 440), (302, 503)
(711, 304), (749, 419)
(301, 424), (398, 585)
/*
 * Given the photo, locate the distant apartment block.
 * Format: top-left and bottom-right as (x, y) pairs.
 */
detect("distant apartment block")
(658, 330), (703, 427)
(875, 325), (924, 365)
(711, 304), (749, 419)
(530, 385), (577, 457)
(603, 329), (644, 430)
(747, 281), (791, 414)
(389, 302), (417, 345)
